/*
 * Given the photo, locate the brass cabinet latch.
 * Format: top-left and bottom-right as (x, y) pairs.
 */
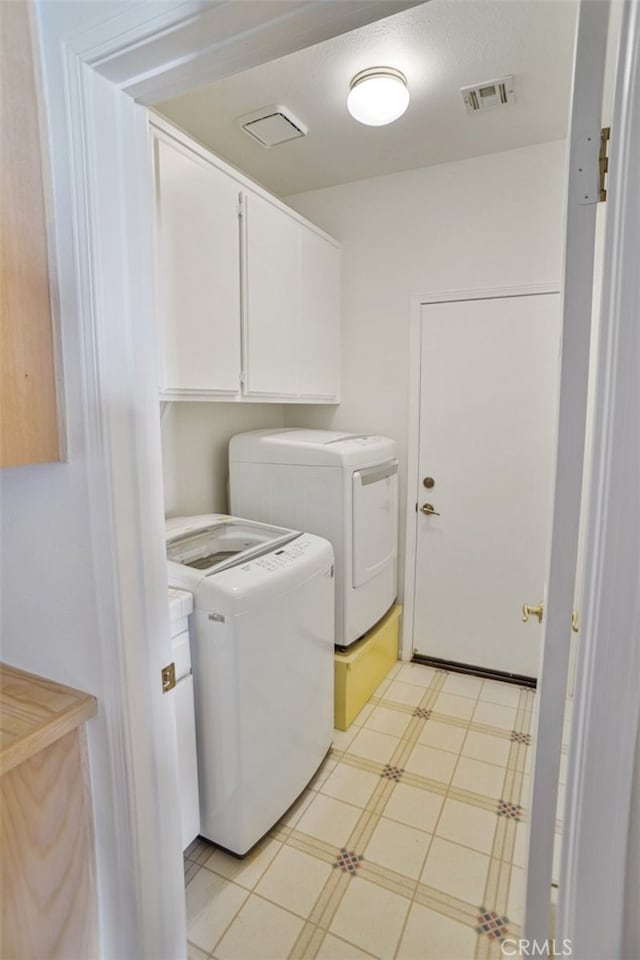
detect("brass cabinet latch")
(161, 662), (176, 693)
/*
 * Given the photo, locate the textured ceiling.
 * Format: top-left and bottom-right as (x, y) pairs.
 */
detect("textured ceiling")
(155, 0), (577, 197)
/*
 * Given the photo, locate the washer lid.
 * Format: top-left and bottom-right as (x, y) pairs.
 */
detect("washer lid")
(166, 514), (299, 576)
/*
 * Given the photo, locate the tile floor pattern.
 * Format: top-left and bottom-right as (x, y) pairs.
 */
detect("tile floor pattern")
(184, 663), (539, 960)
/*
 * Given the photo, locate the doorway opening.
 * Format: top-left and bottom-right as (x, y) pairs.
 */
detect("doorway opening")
(145, 6), (592, 956)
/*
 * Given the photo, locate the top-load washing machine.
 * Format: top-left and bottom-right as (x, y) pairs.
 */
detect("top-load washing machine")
(166, 514), (334, 855)
(229, 429), (398, 648)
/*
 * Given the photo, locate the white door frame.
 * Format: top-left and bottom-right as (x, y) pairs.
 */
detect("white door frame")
(37, 2), (420, 956)
(525, 0), (611, 940)
(38, 0), (639, 954)
(401, 282), (559, 663)
(558, 1), (640, 954)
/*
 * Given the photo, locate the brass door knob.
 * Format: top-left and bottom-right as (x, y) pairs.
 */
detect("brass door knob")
(522, 602), (544, 624)
(421, 503), (440, 516)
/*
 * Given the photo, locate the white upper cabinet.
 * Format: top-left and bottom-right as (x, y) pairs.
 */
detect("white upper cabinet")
(298, 228), (341, 400)
(152, 118), (340, 403)
(243, 193), (300, 398)
(154, 135), (241, 396)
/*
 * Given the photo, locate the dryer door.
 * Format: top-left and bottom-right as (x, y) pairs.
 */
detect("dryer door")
(352, 460), (398, 588)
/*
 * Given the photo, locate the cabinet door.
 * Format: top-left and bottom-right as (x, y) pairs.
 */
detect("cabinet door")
(243, 192), (300, 397)
(299, 228), (340, 400)
(155, 136), (241, 394)
(1, 2), (59, 466)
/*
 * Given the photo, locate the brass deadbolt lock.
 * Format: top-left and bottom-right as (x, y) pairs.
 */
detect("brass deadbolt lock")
(423, 477), (435, 489)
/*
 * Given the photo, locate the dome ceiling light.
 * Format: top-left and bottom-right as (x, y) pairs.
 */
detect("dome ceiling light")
(347, 67), (410, 127)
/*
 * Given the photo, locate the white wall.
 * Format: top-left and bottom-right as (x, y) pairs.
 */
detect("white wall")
(0, 3), (150, 956)
(162, 403), (286, 516)
(285, 139), (567, 604)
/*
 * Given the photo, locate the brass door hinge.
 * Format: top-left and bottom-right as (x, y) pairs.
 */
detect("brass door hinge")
(522, 601), (544, 624)
(161, 662), (176, 693)
(599, 127), (610, 202)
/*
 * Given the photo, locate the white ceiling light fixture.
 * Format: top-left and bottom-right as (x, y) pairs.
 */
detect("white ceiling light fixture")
(347, 67), (410, 127)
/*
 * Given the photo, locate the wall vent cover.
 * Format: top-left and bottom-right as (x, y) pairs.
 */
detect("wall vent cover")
(460, 75), (516, 114)
(238, 105), (308, 148)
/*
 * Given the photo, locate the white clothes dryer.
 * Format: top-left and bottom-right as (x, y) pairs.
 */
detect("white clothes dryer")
(229, 429), (398, 648)
(166, 514), (334, 856)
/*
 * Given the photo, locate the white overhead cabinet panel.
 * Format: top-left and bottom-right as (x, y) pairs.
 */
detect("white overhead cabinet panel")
(243, 193), (300, 398)
(152, 118), (340, 402)
(154, 134), (241, 396)
(298, 228), (340, 400)
(243, 194), (340, 401)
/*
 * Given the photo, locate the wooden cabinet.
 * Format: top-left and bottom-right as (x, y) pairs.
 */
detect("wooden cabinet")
(151, 119), (340, 404)
(0, 664), (98, 958)
(1, 1), (60, 467)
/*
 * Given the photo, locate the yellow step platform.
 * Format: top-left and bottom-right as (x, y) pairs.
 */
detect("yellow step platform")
(334, 604), (402, 731)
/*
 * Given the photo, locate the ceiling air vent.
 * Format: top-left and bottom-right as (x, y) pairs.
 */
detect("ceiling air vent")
(237, 105), (308, 148)
(460, 76), (516, 115)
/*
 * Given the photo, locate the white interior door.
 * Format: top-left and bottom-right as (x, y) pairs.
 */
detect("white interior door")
(412, 292), (561, 678)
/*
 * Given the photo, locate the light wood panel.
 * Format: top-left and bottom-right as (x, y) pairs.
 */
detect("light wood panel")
(1, 728), (97, 959)
(0, 664), (98, 957)
(0, 0), (59, 466)
(0, 663), (97, 776)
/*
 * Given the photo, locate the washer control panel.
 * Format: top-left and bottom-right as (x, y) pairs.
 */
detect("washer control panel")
(240, 537), (312, 574)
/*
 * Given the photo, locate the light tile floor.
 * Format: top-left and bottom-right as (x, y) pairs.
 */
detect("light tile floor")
(184, 663), (540, 960)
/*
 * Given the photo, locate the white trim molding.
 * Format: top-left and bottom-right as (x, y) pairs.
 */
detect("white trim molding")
(401, 283), (560, 661)
(56, 53), (186, 960)
(83, 0), (423, 102)
(558, 2), (640, 955)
